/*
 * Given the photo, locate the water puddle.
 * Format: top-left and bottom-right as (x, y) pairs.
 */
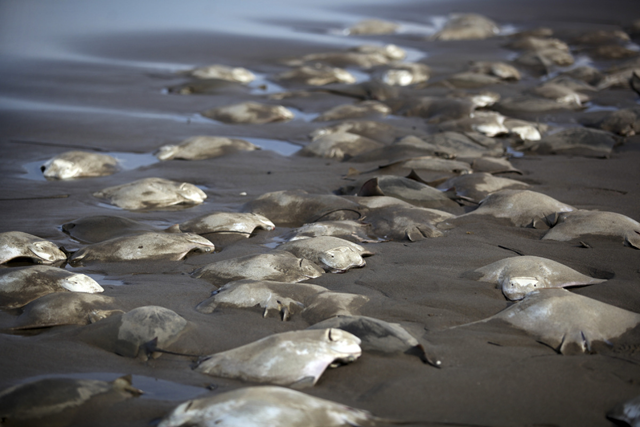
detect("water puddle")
(241, 137), (301, 156)
(583, 103), (619, 113)
(506, 145), (524, 158)
(86, 274), (125, 287)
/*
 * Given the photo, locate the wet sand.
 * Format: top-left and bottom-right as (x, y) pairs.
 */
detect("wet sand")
(1, 0), (640, 425)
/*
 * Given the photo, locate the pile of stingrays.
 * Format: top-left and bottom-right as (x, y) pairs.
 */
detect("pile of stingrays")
(2, 12), (640, 427)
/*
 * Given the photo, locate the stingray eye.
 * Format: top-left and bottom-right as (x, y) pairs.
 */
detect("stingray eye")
(40, 165), (46, 172)
(327, 328), (334, 341)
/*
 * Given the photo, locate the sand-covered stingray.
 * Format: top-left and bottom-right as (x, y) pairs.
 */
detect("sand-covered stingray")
(0, 266), (103, 309)
(362, 204), (454, 242)
(297, 132), (384, 160)
(347, 137), (456, 163)
(158, 385), (391, 427)
(0, 231), (67, 265)
(186, 64), (255, 82)
(582, 106), (640, 137)
(277, 236), (372, 273)
(13, 293), (120, 330)
(377, 156), (472, 178)
(518, 127), (619, 158)
(607, 395), (640, 427)
(201, 102), (294, 124)
(437, 111), (509, 137)
(93, 177), (207, 210)
(432, 13), (499, 40)
(286, 44), (405, 69)
(471, 255), (606, 300)
(371, 62), (430, 86)
(460, 157), (522, 175)
(195, 329), (361, 388)
(275, 64), (355, 86)
(309, 120), (413, 144)
(395, 97), (474, 124)
(195, 279), (328, 319)
(302, 291), (370, 325)
(61, 215), (159, 244)
(0, 375), (142, 427)
(437, 172), (529, 203)
(41, 151), (119, 180)
(155, 136), (260, 161)
(313, 101), (391, 122)
(346, 18), (399, 35)
(70, 232), (214, 265)
(467, 289), (640, 354)
(191, 251), (324, 287)
(168, 212), (275, 236)
(469, 61), (521, 80)
(542, 210), (640, 249)
(282, 220), (378, 243)
(462, 189), (574, 228)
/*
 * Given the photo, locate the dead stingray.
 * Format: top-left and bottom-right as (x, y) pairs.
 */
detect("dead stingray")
(0, 375), (142, 427)
(277, 236), (373, 273)
(286, 44), (405, 68)
(443, 72), (502, 89)
(41, 151), (119, 180)
(462, 189), (574, 228)
(607, 395), (640, 427)
(195, 329), (361, 388)
(459, 157), (522, 175)
(394, 97), (474, 124)
(360, 203), (454, 242)
(496, 96), (578, 113)
(347, 18), (399, 35)
(302, 291), (370, 325)
(167, 79), (248, 95)
(519, 127), (619, 158)
(167, 212), (275, 236)
(296, 132), (384, 160)
(347, 137), (456, 163)
(155, 136), (260, 161)
(313, 101), (390, 122)
(0, 231), (67, 265)
(466, 289), (640, 354)
(195, 279), (328, 319)
(377, 156), (472, 177)
(437, 111), (509, 137)
(371, 62), (430, 86)
(186, 64), (255, 82)
(282, 220), (379, 244)
(191, 251), (324, 287)
(469, 61), (521, 80)
(62, 215), (159, 244)
(503, 118), (546, 141)
(309, 120), (417, 144)
(582, 106), (640, 136)
(13, 293), (120, 330)
(93, 177), (207, 211)
(201, 102), (294, 124)
(432, 13), (499, 40)
(70, 232), (214, 265)
(437, 172), (529, 203)
(472, 255), (606, 300)
(542, 210), (640, 249)
(0, 265), (103, 309)
(275, 64), (355, 86)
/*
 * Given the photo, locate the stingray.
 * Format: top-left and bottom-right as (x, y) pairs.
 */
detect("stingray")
(61, 215), (159, 244)
(70, 232), (214, 265)
(503, 118), (545, 141)
(443, 72), (502, 89)
(394, 97), (474, 124)
(371, 62), (430, 86)
(519, 127), (619, 158)
(0, 231), (67, 265)
(347, 18), (399, 35)
(582, 106), (640, 136)
(241, 189), (367, 227)
(282, 220), (379, 244)
(0, 265), (103, 309)
(201, 102), (294, 124)
(309, 120), (417, 145)
(423, 132), (504, 158)
(93, 177), (207, 210)
(288, 44), (405, 69)
(157, 385), (391, 427)
(529, 83), (588, 107)
(0, 375), (142, 427)
(466, 289), (640, 354)
(191, 251), (324, 287)
(496, 96), (578, 113)
(347, 137), (456, 163)
(302, 291), (370, 325)
(195, 279), (328, 319)
(296, 132), (384, 160)
(195, 328), (361, 388)
(155, 136), (260, 161)
(275, 64), (355, 86)
(471, 255), (607, 300)
(542, 210), (640, 249)
(376, 156), (472, 177)
(514, 49), (575, 74)
(167, 212), (275, 237)
(459, 157), (522, 175)
(506, 36), (569, 52)
(313, 101), (391, 122)
(41, 151), (119, 180)
(432, 13), (499, 40)
(277, 236), (373, 273)
(13, 293), (120, 330)
(167, 79), (248, 95)
(607, 395), (640, 427)
(469, 61), (521, 80)
(437, 111), (509, 137)
(437, 172), (529, 203)
(186, 64), (255, 82)
(462, 189), (574, 228)
(363, 205), (452, 242)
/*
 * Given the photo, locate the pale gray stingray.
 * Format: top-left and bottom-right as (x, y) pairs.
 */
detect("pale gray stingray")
(167, 212), (275, 236)
(422, 132), (504, 158)
(296, 132), (384, 160)
(443, 72), (502, 89)
(432, 13), (499, 40)
(469, 61), (521, 80)
(0, 231), (67, 265)
(167, 79), (248, 95)
(191, 251), (324, 287)
(519, 127), (619, 158)
(570, 29), (630, 46)
(275, 64), (355, 86)
(376, 156), (472, 177)
(0, 375), (142, 427)
(70, 232), (214, 265)
(529, 83), (588, 107)
(437, 111), (509, 137)
(186, 64), (255, 82)
(13, 293), (120, 330)
(371, 62), (430, 86)
(437, 172), (529, 203)
(503, 118), (546, 141)
(558, 65), (603, 86)
(347, 19), (399, 35)
(462, 189), (574, 228)
(155, 136), (260, 161)
(302, 291), (370, 324)
(241, 189), (367, 226)
(62, 215), (159, 243)
(446, 90), (501, 109)
(282, 220), (378, 244)
(195, 279), (328, 319)
(277, 236), (372, 273)
(93, 177), (207, 210)
(467, 289), (640, 354)
(286, 44), (405, 68)
(158, 385), (390, 427)
(309, 120), (418, 145)
(313, 101), (390, 122)
(514, 49), (575, 74)
(347, 137), (456, 163)
(506, 36), (570, 52)
(608, 395), (640, 427)
(195, 329), (361, 388)
(472, 255), (606, 300)
(394, 97), (474, 124)
(582, 106), (640, 136)
(0, 265), (103, 309)
(41, 151), (118, 180)
(201, 102), (294, 124)
(542, 210), (640, 249)
(459, 157), (522, 175)
(496, 96), (579, 113)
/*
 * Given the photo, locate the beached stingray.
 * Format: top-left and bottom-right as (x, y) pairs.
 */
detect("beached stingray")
(582, 106), (640, 136)
(277, 236), (372, 273)
(282, 220), (378, 243)
(314, 100), (391, 122)
(395, 97), (474, 124)
(347, 137), (456, 163)
(371, 62), (430, 86)
(287, 44), (405, 68)
(438, 111), (509, 137)
(167, 79), (248, 95)
(195, 279), (328, 319)
(70, 232), (214, 265)
(297, 132), (384, 160)
(376, 156), (472, 177)
(503, 118), (545, 141)
(424, 132), (503, 158)
(158, 385), (389, 427)
(542, 210), (640, 249)
(41, 151), (119, 180)
(201, 102), (294, 124)
(443, 71), (502, 89)
(471, 255), (606, 300)
(468, 289), (640, 354)
(460, 157), (522, 175)
(275, 64), (355, 86)
(518, 127), (619, 158)
(61, 215), (159, 244)
(168, 212), (274, 237)
(302, 291), (370, 324)
(496, 96), (579, 113)
(0, 231), (67, 265)
(437, 172), (529, 203)
(0, 266), (103, 309)
(432, 13), (499, 40)
(346, 18), (399, 35)
(462, 189), (574, 228)
(195, 329), (361, 387)
(93, 177), (207, 210)
(186, 64), (255, 82)
(13, 293), (120, 330)
(607, 395), (640, 427)
(530, 83), (588, 107)
(241, 189), (366, 226)
(0, 375), (142, 427)
(469, 61), (521, 80)
(309, 120), (416, 144)
(191, 251), (324, 287)
(155, 136), (260, 161)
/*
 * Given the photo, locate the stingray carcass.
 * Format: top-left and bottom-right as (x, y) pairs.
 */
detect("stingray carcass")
(296, 132), (384, 160)
(314, 101), (390, 122)
(168, 212), (275, 236)
(156, 136), (260, 161)
(62, 215), (159, 243)
(0, 231), (67, 265)
(277, 236), (372, 273)
(93, 177), (206, 210)
(42, 151), (119, 180)
(302, 291), (370, 325)
(282, 220), (378, 243)
(202, 102), (294, 124)
(519, 127), (619, 158)
(275, 64), (355, 86)
(437, 172), (529, 203)
(432, 13), (499, 41)
(186, 64), (255, 82)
